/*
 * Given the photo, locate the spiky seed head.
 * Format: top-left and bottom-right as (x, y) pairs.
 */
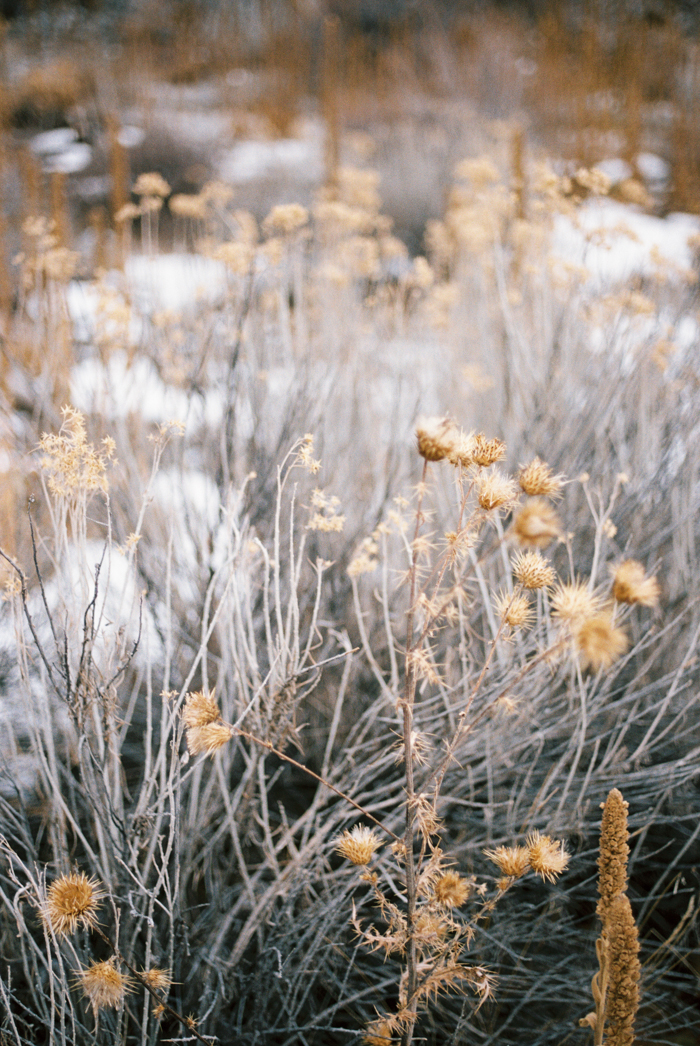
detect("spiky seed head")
(415, 416), (458, 462)
(141, 968), (172, 993)
(483, 844), (530, 879)
(512, 550), (556, 590)
(494, 590), (534, 630)
(477, 470), (518, 511)
(362, 1019), (395, 1045)
(336, 825), (381, 865)
(471, 433), (506, 467)
(185, 721), (234, 756)
(526, 832), (570, 882)
(41, 872), (103, 937)
(447, 430), (476, 468)
(573, 613), (628, 671)
(612, 560), (660, 607)
(181, 689), (220, 728)
(550, 580), (601, 624)
(518, 457), (563, 497)
(75, 958), (133, 1015)
(511, 499), (561, 547)
(433, 871), (471, 907)
(597, 788), (630, 920)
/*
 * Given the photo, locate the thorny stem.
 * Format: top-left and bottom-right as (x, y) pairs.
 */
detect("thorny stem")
(401, 459), (429, 1046)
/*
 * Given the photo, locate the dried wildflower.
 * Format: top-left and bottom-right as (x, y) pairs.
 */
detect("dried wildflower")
(526, 832), (570, 882)
(152, 1002), (166, 1020)
(471, 433), (506, 467)
(597, 789), (629, 920)
(133, 172), (170, 198)
(307, 488), (345, 532)
(518, 457), (563, 498)
(573, 613), (628, 671)
(186, 721), (234, 756)
(296, 433), (321, 474)
(512, 550), (556, 590)
(263, 202), (309, 235)
(181, 689), (220, 728)
(416, 416), (458, 462)
(40, 406), (115, 499)
(75, 958), (133, 1016)
(493, 589), (534, 630)
(348, 535), (379, 577)
(550, 580), (601, 624)
(42, 871), (103, 937)
(512, 499), (561, 547)
(477, 470), (518, 511)
(483, 844), (530, 879)
(605, 894), (641, 1046)
(169, 193), (208, 220)
(362, 1019), (394, 1045)
(612, 560), (660, 607)
(336, 825), (381, 865)
(140, 967), (172, 993)
(433, 871), (471, 907)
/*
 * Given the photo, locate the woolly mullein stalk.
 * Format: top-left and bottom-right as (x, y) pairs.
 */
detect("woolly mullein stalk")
(582, 789), (640, 1045)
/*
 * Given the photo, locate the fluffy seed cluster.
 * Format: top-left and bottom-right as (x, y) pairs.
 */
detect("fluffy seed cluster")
(612, 560), (660, 607)
(362, 1019), (395, 1045)
(336, 825), (381, 865)
(433, 871), (471, 907)
(518, 457), (563, 497)
(512, 550), (556, 590)
(41, 871), (103, 937)
(493, 590), (534, 630)
(181, 689), (234, 756)
(550, 580), (601, 624)
(477, 470), (518, 511)
(141, 967), (173, 993)
(573, 613), (628, 671)
(483, 844), (530, 879)
(525, 832), (570, 882)
(75, 958), (133, 1016)
(416, 416), (458, 462)
(511, 499), (561, 547)
(471, 433), (506, 467)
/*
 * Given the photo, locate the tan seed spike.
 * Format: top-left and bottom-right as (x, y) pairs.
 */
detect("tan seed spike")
(597, 788), (629, 920)
(604, 894), (641, 1046)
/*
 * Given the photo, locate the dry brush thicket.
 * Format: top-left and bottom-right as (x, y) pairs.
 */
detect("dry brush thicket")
(0, 142), (698, 1046)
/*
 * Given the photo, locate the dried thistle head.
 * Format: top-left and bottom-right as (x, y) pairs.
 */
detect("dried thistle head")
(518, 457), (563, 498)
(511, 499), (561, 547)
(362, 1019), (395, 1045)
(75, 958), (133, 1016)
(483, 844), (530, 879)
(433, 871), (471, 907)
(185, 721), (234, 756)
(477, 470), (518, 511)
(140, 967), (173, 993)
(597, 788), (630, 919)
(612, 560), (660, 607)
(550, 580), (601, 624)
(181, 689), (220, 728)
(573, 613), (628, 671)
(336, 825), (381, 865)
(416, 416), (458, 462)
(471, 433), (506, 467)
(41, 871), (103, 937)
(447, 429), (476, 468)
(525, 832), (570, 882)
(512, 550), (556, 590)
(494, 589), (534, 631)
(133, 171), (170, 198)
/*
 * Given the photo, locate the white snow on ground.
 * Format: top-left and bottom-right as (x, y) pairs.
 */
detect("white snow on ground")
(553, 199), (700, 288)
(219, 134), (323, 184)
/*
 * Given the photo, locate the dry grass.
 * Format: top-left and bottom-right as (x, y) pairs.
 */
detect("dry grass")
(0, 4), (699, 1045)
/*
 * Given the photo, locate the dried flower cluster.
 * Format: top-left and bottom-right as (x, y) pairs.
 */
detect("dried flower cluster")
(181, 689), (234, 756)
(75, 958), (133, 1019)
(39, 406), (116, 499)
(41, 871), (103, 937)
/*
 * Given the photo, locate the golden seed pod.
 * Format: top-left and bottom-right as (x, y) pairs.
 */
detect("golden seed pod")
(518, 457), (563, 498)
(526, 832), (570, 882)
(471, 433), (506, 467)
(477, 470), (518, 511)
(41, 871), (103, 937)
(494, 590), (534, 630)
(550, 580), (601, 624)
(612, 560), (660, 607)
(415, 416), (458, 462)
(433, 871), (471, 907)
(75, 958), (133, 1015)
(483, 844), (531, 879)
(335, 825), (381, 865)
(511, 498), (561, 547)
(185, 721), (234, 756)
(181, 688), (221, 728)
(573, 613), (628, 671)
(512, 550), (556, 590)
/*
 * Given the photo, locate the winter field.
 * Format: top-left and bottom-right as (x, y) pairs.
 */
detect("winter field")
(0, 3), (699, 1044)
